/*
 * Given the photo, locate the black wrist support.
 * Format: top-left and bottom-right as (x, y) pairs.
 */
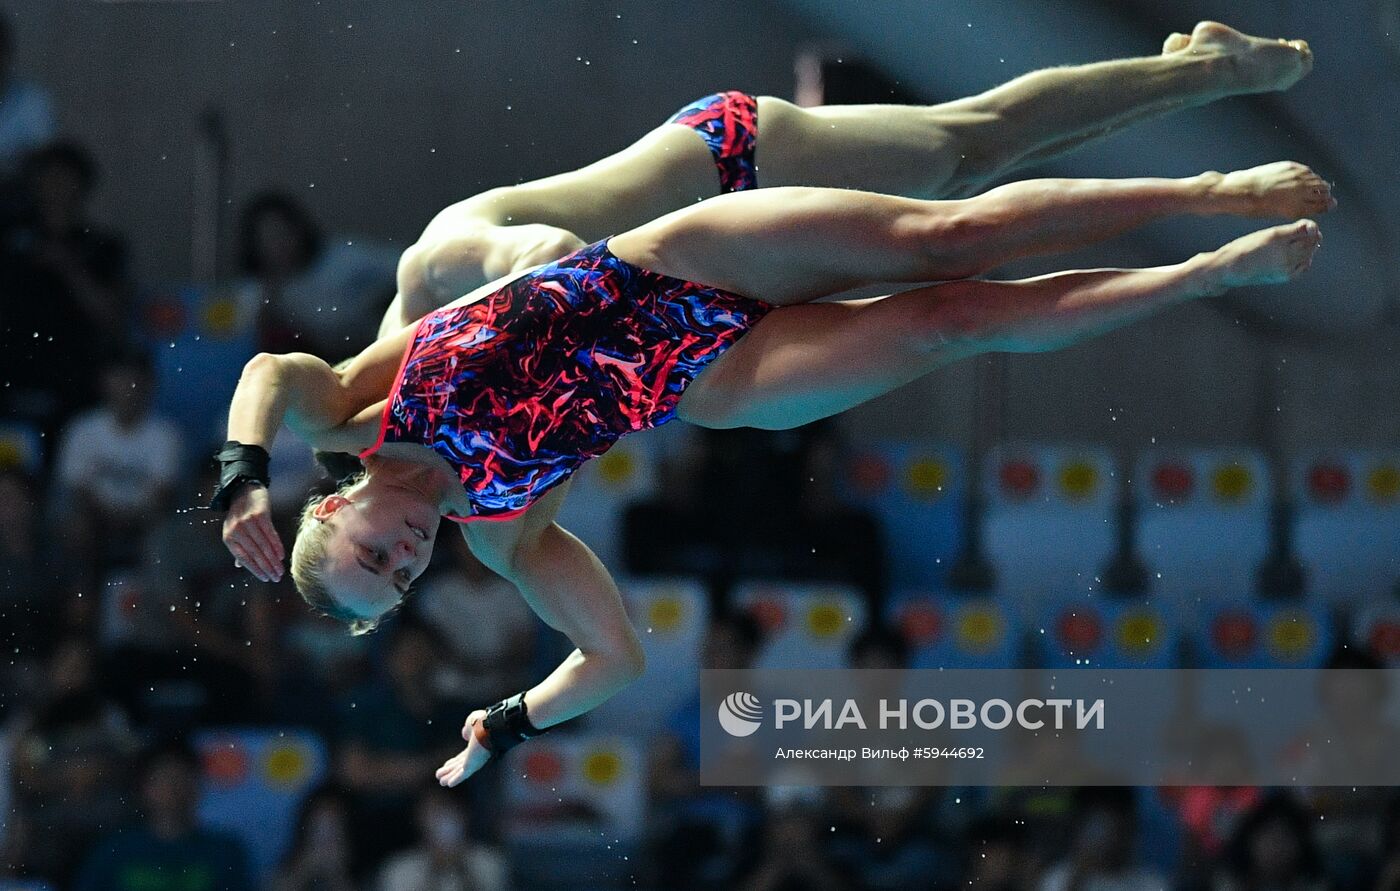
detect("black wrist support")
(209, 441), (271, 512)
(478, 692), (547, 754)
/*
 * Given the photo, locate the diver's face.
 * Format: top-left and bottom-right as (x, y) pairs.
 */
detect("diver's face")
(316, 481), (439, 621)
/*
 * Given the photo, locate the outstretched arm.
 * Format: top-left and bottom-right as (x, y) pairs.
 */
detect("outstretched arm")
(436, 490), (645, 786)
(497, 523), (646, 725)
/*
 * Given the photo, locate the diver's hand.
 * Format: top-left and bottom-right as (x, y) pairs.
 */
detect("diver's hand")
(437, 709), (492, 787)
(221, 484), (285, 583)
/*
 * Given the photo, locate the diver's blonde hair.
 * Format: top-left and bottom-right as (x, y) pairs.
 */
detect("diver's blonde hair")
(290, 473), (382, 636)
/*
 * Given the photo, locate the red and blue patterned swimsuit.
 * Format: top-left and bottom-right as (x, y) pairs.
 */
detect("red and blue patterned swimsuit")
(667, 90), (758, 193)
(363, 240), (770, 521)
(363, 92), (766, 522)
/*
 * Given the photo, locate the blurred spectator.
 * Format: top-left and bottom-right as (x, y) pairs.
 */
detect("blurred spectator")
(1299, 646), (1398, 782)
(1157, 724), (1263, 886)
(10, 636), (138, 886)
(0, 467), (41, 595)
(230, 191), (396, 359)
(1308, 786), (1396, 891)
(645, 611), (765, 889)
(1038, 788), (1166, 891)
(849, 625), (909, 670)
(334, 619), (464, 867)
(828, 786), (952, 890)
(411, 533), (534, 704)
(623, 422), (883, 598)
(660, 420), (879, 599)
(847, 626), (910, 721)
(272, 785), (360, 891)
(0, 15), (53, 180)
(1165, 784), (1263, 887)
(374, 784), (510, 891)
(98, 566), (278, 732)
(658, 609), (764, 775)
(1214, 793), (1331, 891)
(278, 604), (372, 727)
(735, 803), (851, 891)
(623, 432), (722, 578)
(0, 468), (50, 677)
(960, 816), (1033, 891)
(1294, 647), (1397, 888)
(73, 742), (253, 891)
(786, 429), (885, 600)
(0, 810), (54, 891)
(53, 351), (183, 568)
(1373, 796), (1400, 891)
(0, 140), (130, 433)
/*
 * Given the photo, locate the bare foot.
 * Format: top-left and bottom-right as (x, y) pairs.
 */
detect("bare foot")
(1174, 21), (1313, 92)
(1207, 161), (1336, 218)
(1214, 220), (1321, 287)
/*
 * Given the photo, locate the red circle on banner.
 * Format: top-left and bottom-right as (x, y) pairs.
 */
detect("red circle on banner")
(145, 296), (186, 337)
(850, 454), (891, 496)
(898, 603), (943, 645)
(1153, 462), (1193, 499)
(1056, 610), (1102, 652)
(1000, 460), (1039, 500)
(748, 598), (787, 633)
(1307, 463), (1349, 504)
(1211, 611), (1258, 659)
(521, 749), (564, 785)
(203, 743), (249, 787)
(1367, 621), (1400, 659)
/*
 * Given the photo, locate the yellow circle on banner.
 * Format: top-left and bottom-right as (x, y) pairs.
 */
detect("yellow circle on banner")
(1117, 612), (1161, 656)
(1367, 465), (1400, 503)
(956, 606), (1001, 653)
(1059, 460), (1098, 500)
(597, 450), (635, 485)
(264, 743), (310, 787)
(0, 440), (20, 469)
(906, 458), (948, 500)
(1212, 463), (1252, 503)
(582, 749), (622, 787)
(647, 596), (683, 633)
(202, 297), (238, 338)
(807, 603), (845, 639)
(1269, 613), (1314, 661)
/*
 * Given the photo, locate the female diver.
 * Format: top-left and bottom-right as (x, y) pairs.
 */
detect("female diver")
(212, 153), (1332, 784)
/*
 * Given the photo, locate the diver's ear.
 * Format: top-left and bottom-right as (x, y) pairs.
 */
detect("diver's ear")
(313, 494), (352, 520)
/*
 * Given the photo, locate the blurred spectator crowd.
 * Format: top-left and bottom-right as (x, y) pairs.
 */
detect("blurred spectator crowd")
(1, 14), (1399, 891)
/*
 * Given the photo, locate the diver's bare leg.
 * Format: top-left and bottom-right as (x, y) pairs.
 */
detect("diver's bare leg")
(755, 22), (1313, 198)
(612, 163), (1331, 305)
(675, 222), (1322, 430)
